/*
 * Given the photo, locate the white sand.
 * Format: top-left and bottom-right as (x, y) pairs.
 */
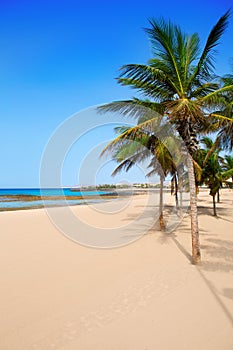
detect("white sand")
(0, 190), (232, 349)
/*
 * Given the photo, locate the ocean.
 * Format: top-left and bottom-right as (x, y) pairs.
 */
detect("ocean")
(0, 188), (113, 211)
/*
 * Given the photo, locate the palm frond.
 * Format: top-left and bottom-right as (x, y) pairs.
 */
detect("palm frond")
(114, 125), (131, 135)
(200, 84), (233, 108)
(188, 10), (230, 85)
(210, 113), (233, 123)
(98, 98), (165, 119)
(112, 150), (149, 176)
(118, 63), (178, 99)
(201, 136), (214, 149)
(193, 159), (203, 182)
(222, 167), (233, 180)
(191, 82), (219, 98)
(145, 18), (185, 96)
(100, 117), (160, 156)
(202, 137), (221, 165)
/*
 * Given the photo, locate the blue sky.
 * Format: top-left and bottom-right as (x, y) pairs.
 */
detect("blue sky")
(0, 0), (232, 187)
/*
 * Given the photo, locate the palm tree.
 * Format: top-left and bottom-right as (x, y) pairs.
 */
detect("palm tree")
(199, 137), (223, 215)
(103, 121), (177, 231)
(99, 11), (233, 264)
(223, 155), (233, 182)
(196, 137), (233, 216)
(146, 136), (177, 230)
(204, 154), (222, 216)
(203, 154), (233, 216)
(201, 136), (223, 202)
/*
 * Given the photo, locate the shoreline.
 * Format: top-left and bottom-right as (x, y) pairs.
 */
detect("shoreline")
(0, 188), (154, 212)
(0, 186), (230, 213)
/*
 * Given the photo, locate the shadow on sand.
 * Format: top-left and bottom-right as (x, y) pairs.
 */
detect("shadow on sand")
(125, 200), (233, 326)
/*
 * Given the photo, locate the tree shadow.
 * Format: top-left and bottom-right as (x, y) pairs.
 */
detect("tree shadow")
(120, 201), (233, 274)
(120, 198), (233, 325)
(196, 268), (233, 325)
(222, 288), (233, 300)
(200, 238), (233, 273)
(197, 204), (233, 222)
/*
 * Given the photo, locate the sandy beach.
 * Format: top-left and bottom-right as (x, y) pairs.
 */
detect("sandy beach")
(0, 189), (233, 349)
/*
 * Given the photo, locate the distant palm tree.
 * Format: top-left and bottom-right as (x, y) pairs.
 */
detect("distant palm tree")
(197, 137), (233, 216)
(99, 11), (233, 263)
(199, 137), (222, 215)
(222, 155), (233, 182)
(215, 71), (233, 151)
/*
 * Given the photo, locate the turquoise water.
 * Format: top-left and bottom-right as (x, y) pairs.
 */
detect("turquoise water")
(0, 199), (102, 209)
(0, 188), (108, 197)
(0, 188), (112, 211)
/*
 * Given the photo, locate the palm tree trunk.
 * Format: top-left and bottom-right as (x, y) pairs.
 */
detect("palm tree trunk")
(179, 187), (183, 208)
(177, 167), (183, 216)
(175, 174), (183, 218)
(175, 175), (179, 209)
(217, 190), (220, 203)
(159, 175), (165, 231)
(213, 195), (217, 216)
(187, 153), (201, 264)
